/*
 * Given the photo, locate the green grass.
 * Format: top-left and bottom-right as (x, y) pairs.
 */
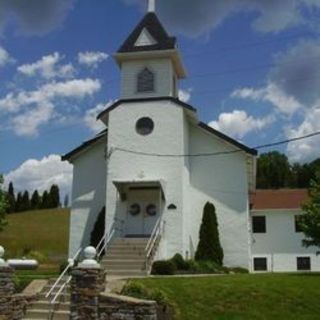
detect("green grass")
(0, 209), (70, 266)
(133, 274), (320, 320)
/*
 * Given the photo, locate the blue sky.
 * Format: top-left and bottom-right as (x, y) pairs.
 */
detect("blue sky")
(1, 0), (320, 196)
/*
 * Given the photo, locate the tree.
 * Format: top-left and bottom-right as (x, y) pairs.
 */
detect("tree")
(195, 202), (224, 265)
(257, 152), (292, 189)
(41, 191), (49, 209)
(0, 175), (8, 231)
(90, 207), (106, 256)
(15, 192), (23, 212)
(48, 185), (60, 208)
(300, 172), (320, 251)
(21, 191), (30, 212)
(30, 190), (41, 210)
(6, 182), (15, 213)
(64, 194), (69, 208)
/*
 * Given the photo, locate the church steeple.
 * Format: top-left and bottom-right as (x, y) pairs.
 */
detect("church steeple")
(114, 9), (186, 99)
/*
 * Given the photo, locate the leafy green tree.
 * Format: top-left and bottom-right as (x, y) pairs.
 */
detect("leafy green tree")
(21, 191), (30, 212)
(6, 182), (15, 213)
(15, 192), (23, 212)
(195, 202), (224, 266)
(0, 175), (8, 231)
(30, 190), (41, 210)
(257, 152), (292, 189)
(41, 191), (49, 209)
(64, 194), (69, 208)
(300, 172), (320, 251)
(90, 207), (106, 255)
(48, 185), (60, 208)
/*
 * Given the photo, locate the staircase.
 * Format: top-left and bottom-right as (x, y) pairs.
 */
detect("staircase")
(23, 278), (70, 320)
(101, 238), (149, 276)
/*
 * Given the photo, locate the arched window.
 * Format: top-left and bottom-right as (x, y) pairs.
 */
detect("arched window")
(137, 68), (154, 93)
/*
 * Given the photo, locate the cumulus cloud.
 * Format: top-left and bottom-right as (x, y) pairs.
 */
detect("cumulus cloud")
(0, 0), (75, 36)
(178, 88), (192, 103)
(0, 78), (101, 136)
(18, 52), (75, 79)
(78, 51), (109, 69)
(4, 154), (73, 198)
(123, 0), (320, 37)
(286, 104), (320, 163)
(0, 46), (14, 67)
(209, 110), (275, 139)
(232, 83), (302, 115)
(84, 101), (113, 133)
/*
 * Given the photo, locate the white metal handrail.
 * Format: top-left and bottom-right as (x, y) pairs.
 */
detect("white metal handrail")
(97, 228), (115, 258)
(145, 219), (166, 271)
(51, 275), (71, 304)
(46, 247), (82, 299)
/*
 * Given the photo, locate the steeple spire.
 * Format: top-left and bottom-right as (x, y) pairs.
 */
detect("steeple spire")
(148, 0), (156, 13)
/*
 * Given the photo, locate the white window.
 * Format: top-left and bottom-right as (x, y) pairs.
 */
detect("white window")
(137, 68), (154, 93)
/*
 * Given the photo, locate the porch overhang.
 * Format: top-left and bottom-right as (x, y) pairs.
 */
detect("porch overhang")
(113, 179), (166, 201)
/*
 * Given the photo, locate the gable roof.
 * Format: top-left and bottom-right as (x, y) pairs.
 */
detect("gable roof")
(250, 189), (309, 210)
(198, 122), (258, 156)
(97, 96), (196, 121)
(61, 129), (107, 162)
(118, 12), (176, 53)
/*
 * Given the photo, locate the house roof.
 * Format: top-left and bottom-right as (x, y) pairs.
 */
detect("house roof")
(118, 12), (176, 53)
(61, 129), (107, 162)
(97, 96), (196, 121)
(250, 189), (309, 210)
(198, 122), (258, 156)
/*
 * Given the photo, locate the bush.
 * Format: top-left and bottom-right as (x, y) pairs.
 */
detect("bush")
(25, 250), (47, 263)
(184, 260), (228, 274)
(151, 260), (176, 275)
(228, 267), (249, 274)
(171, 253), (189, 271)
(195, 202), (224, 266)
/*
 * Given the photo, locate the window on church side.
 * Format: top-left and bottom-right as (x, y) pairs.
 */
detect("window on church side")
(137, 68), (155, 93)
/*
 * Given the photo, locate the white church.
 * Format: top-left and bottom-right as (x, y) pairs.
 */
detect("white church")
(63, 5), (320, 274)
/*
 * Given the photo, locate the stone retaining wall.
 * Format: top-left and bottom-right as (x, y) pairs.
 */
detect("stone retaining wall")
(0, 266), (37, 320)
(99, 293), (157, 320)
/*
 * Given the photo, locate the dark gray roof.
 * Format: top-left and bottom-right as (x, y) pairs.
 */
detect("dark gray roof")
(118, 12), (176, 53)
(61, 129), (107, 161)
(97, 97), (196, 121)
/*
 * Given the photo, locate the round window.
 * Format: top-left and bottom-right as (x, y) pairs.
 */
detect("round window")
(129, 203), (141, 216)
(146, 204), (157, 217)
(136, 117), (154, 136)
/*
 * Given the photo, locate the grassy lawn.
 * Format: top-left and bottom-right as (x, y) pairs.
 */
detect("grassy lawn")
(134, 274), (320, 320)
(0, 209), (70, 267)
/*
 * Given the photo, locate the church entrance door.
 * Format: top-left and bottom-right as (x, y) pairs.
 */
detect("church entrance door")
(126, 188), (160, 238)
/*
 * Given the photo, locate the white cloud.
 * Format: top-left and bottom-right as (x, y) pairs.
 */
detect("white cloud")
(84, 101), (113, 133)
(4, 154), (73, 198)
(286, 104), (320, 163)
(17, 52), (75, 79)
(0, 0), (75, 36)
(0, 46), (14, 67)
(78, 51), (109, 68)
(232, 83), (303, 115)
(178, 89), (192, 103)
(209, 110), (274, 139)
(123, 0), (320, 37)
(0, 78), (101, 136)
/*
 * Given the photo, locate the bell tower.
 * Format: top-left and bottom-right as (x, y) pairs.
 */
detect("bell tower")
(114, 3), (186, 100)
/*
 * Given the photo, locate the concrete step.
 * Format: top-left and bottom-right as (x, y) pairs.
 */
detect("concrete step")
(102, 261), (145, 269)
(113, 238), (149, 243)
(31, 301), (70, 312)
(25, 309), (69, 320)
(107, 249), (146, 256)
(38, 293), (70, 302)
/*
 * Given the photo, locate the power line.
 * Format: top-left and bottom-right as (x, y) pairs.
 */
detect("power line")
(112, 131), (320, 158)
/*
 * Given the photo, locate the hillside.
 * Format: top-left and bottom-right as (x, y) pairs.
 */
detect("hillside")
(0, 209), (70, 266)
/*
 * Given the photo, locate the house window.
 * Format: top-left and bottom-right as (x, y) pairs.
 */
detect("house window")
(252, 216), (266, 233)
(295, 215), (303, 233)
(137, 68), (154, 93)
(136, 117), (154, 136)
(253, 257), (268, 271)
(297, 257), (311, 271)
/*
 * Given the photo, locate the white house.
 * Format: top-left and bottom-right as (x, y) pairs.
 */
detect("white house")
(62, 10), (319, 274)
(250, 189), (320, 272)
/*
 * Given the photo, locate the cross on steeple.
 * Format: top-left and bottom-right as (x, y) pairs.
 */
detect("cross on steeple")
(148, 0), (156, 13)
